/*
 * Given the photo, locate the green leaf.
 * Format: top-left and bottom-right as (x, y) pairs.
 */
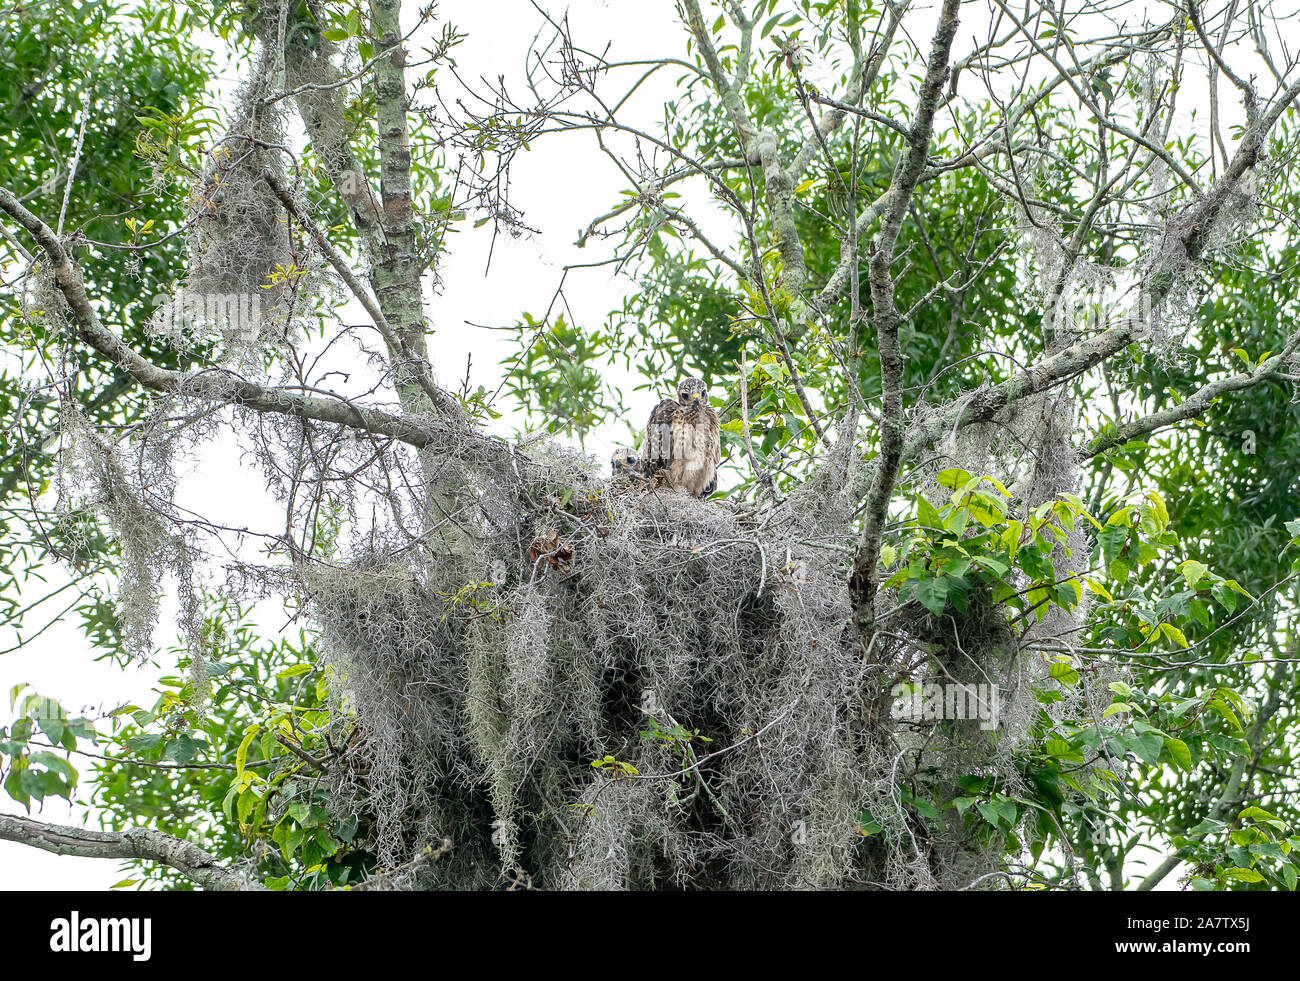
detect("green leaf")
(1239, 806), (1287, 830)
(916, 495), (943, 530)
(1159, 622), (1189, 649)
(236, 724), (260, 779)
(1211, 582), (1239, 614)
(973, 556), (1009, 576)
(276, 664), (313, 679)
(936, 468), (972, 490)
(4, 769), (29, 810)
(165, 733), (205, 764)
(1162, 737), (1191, 771)
(1178, 560), (1209, 589)
(976, 801), (1001, 826)
(1221, 867), (1264, 883)
(914, 577), (949, 616)
(238, 788), (259, 825)
(1126, 732), (1164, 764)
(29, 751), (77, 783)
(1049, 661), (1079, 686)
(37, 716), (65, 746)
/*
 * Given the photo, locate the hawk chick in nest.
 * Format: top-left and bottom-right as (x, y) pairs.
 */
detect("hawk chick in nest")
(610, 446), (641, 480)
(640, 377), (720, 498)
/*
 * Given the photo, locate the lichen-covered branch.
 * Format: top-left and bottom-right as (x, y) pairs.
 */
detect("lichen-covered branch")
(850, 0), (962, 626)
(678, 0), (758, 151)
(903, 70), (1300, 466)
(1085, 334), (1300, 458)
(0, 186), (453, 452)
(0, 814), (263, 891)
(368, 0), (429, 400)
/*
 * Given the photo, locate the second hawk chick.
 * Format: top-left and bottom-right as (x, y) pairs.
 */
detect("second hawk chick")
(610, 446), (643, 482)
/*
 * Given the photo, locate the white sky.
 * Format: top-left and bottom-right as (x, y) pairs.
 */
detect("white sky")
(3, 0), (1274, 889)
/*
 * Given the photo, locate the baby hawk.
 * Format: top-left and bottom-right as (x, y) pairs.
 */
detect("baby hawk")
(640, 377), (720, 498)
(610, 446), (642, 480)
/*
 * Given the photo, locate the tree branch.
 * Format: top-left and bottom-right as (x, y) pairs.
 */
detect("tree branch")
(0, 185), (467, 453)
(850, 0), (962, 626)
(1085, 335), (1300, 457)
(261, 168), (457, 416)
(902, 70), (1300, 465)
(0, 813), (264, 890)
